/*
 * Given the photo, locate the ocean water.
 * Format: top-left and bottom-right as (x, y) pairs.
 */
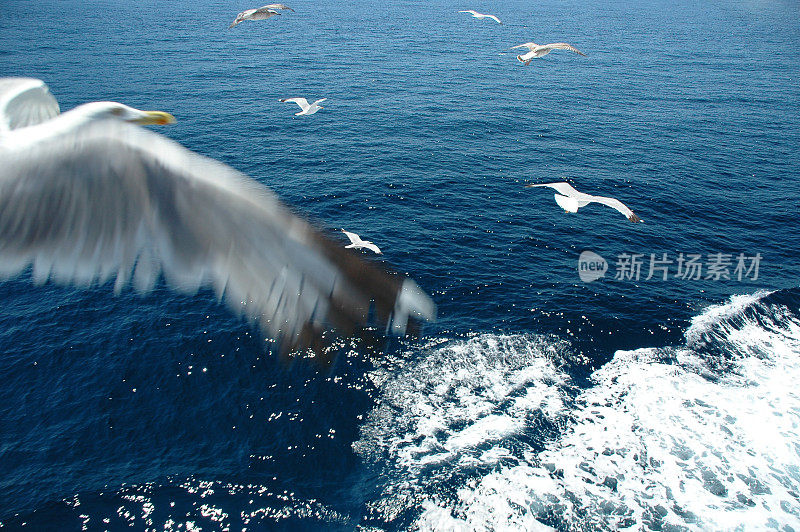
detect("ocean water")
(1, 0), (800, 529)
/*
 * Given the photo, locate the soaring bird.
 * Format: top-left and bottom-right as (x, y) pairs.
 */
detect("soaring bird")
(0, 78), (436, 356)
(279, 97), (326, 116)
(341, 229), (382, 255)
(229, 4), (294, 29)
(458, 10), (502, 24)
(525, 182), (642, 223)
(511, 42), (586, 65)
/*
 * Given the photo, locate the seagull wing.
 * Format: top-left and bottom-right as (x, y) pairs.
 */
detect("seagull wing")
(229, 9), (255, 28)
(341, 229), (361, 245)
(264, 3), (294, 11)
(458, 10), (478, 15)
(0, 78), (60, 134)
(362, 242), (382, 254)
(510, 42), (538, 50)
(590, 195), (642, 222)
(252, 6), (279, 14)
(0, 120), (436, 354)
(541, 43), (587, 56)
(311, 98), (327, 106)
(525, 182), (581, 197)
(487, 14), (502, 23)
(280, 97), (310, 111)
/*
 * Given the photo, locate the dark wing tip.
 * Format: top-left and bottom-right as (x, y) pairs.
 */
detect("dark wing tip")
(271, 229), (436, 363)
(628, 213), (642, 223)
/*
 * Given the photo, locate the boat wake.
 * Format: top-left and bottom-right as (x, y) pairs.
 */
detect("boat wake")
(354, 291), (800, 530)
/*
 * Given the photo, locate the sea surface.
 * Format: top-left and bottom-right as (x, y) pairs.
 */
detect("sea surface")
(1, 0), (800, 529)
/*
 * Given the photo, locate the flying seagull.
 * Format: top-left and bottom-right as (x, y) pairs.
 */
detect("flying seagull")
(458, 10), (502, 24)
(0, 78), (436, 356)
(511, 42), (586, 65)
(229, 4), (294, 29)
(525, 182), (642, 222)
(279, 97), (326, 116)
(341, 229), (382, 255)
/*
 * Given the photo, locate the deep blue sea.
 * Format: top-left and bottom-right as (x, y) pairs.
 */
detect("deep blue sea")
(2, 0), (800, 529)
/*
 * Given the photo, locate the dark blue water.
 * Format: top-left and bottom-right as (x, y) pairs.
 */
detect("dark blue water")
(2, 0), (800, 529)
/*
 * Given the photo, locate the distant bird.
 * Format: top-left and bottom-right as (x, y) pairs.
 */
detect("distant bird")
(229, 4), (294, 28)
(525, 182), (642, 222)
(279, 97), (327, 116)
(0, 78), (436, 356)
(511, 42), (586, 65)
(341, 229), (382, 254)
(458, 10), (502, 24)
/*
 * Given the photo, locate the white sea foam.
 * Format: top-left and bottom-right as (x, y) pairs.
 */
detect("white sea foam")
(355, 292), (800, 530)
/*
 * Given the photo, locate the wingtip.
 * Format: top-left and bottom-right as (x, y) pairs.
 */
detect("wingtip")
(629, 213), (643, 223)
(388, 279), (437, 335)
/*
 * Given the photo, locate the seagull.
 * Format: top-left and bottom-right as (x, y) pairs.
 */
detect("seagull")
(279, 97), (326, 116)
(511, 42), (586, 65)
(341, 229), (382, 255)
(0, 78), (436, 356)
(229, 4), (294, 29)
(458, 10), (502, 24)
(525, 182), (642, 222)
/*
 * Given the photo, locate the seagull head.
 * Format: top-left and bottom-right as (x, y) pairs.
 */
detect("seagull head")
(72, 102), (176, 126)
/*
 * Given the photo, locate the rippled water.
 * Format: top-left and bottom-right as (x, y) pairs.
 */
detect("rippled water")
(1, 0), (800, 529)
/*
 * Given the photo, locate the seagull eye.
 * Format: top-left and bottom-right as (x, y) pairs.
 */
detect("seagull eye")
(110, 107), (124, 116)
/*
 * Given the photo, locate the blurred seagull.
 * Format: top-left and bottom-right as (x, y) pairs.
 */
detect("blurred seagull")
(341, 229), (382, 255)
(511, 42), (586, 65)
(229, 4), (294, 29)
(0, 78), (436, 356)
(279, 97), (326, 116)
(525, 182), (642, 223)
(458, 10), (502, 24)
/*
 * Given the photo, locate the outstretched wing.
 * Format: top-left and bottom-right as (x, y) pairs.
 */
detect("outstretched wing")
(542, 43), (587, 56)
(486, 14), (502, 24)
(525, 182), (581, 197)
(341, 229), (361, 245)
(362, 242), (382, 255)
(280, 97), (309, 110)
(311, 98), (327, 106)
(0, 120), (436, 354)
(591, 195), (642, 222)
(0, 78), (60, 134)
(229, 9), (255, 28)
(510, 42), (537, 50)
(263, 3), (294, 11)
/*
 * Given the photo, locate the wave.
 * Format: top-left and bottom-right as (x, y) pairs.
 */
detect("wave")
(354, 290), (800, 530)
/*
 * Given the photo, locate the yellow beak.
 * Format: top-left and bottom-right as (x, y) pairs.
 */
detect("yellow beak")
(134, 111), (176, 126)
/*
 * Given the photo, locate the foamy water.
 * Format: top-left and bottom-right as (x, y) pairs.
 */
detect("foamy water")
(355, 293), (800, 530)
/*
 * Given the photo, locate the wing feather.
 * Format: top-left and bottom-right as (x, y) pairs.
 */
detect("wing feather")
(542, 43), (587, 56)
(0, 121), (435, 353)
(0, 78), (60, 133)
(591, 195), (642, 222)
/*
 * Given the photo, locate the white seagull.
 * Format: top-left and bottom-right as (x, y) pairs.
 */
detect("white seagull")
(458, 10), (502, 24)
(0, 78), (436, 356)
(511, 42), (586, 65)
(279, 97), (327, 116)
(341, 229), (382, 255)
(525, 182), (642, 223)
(229, 4), (294, 29)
